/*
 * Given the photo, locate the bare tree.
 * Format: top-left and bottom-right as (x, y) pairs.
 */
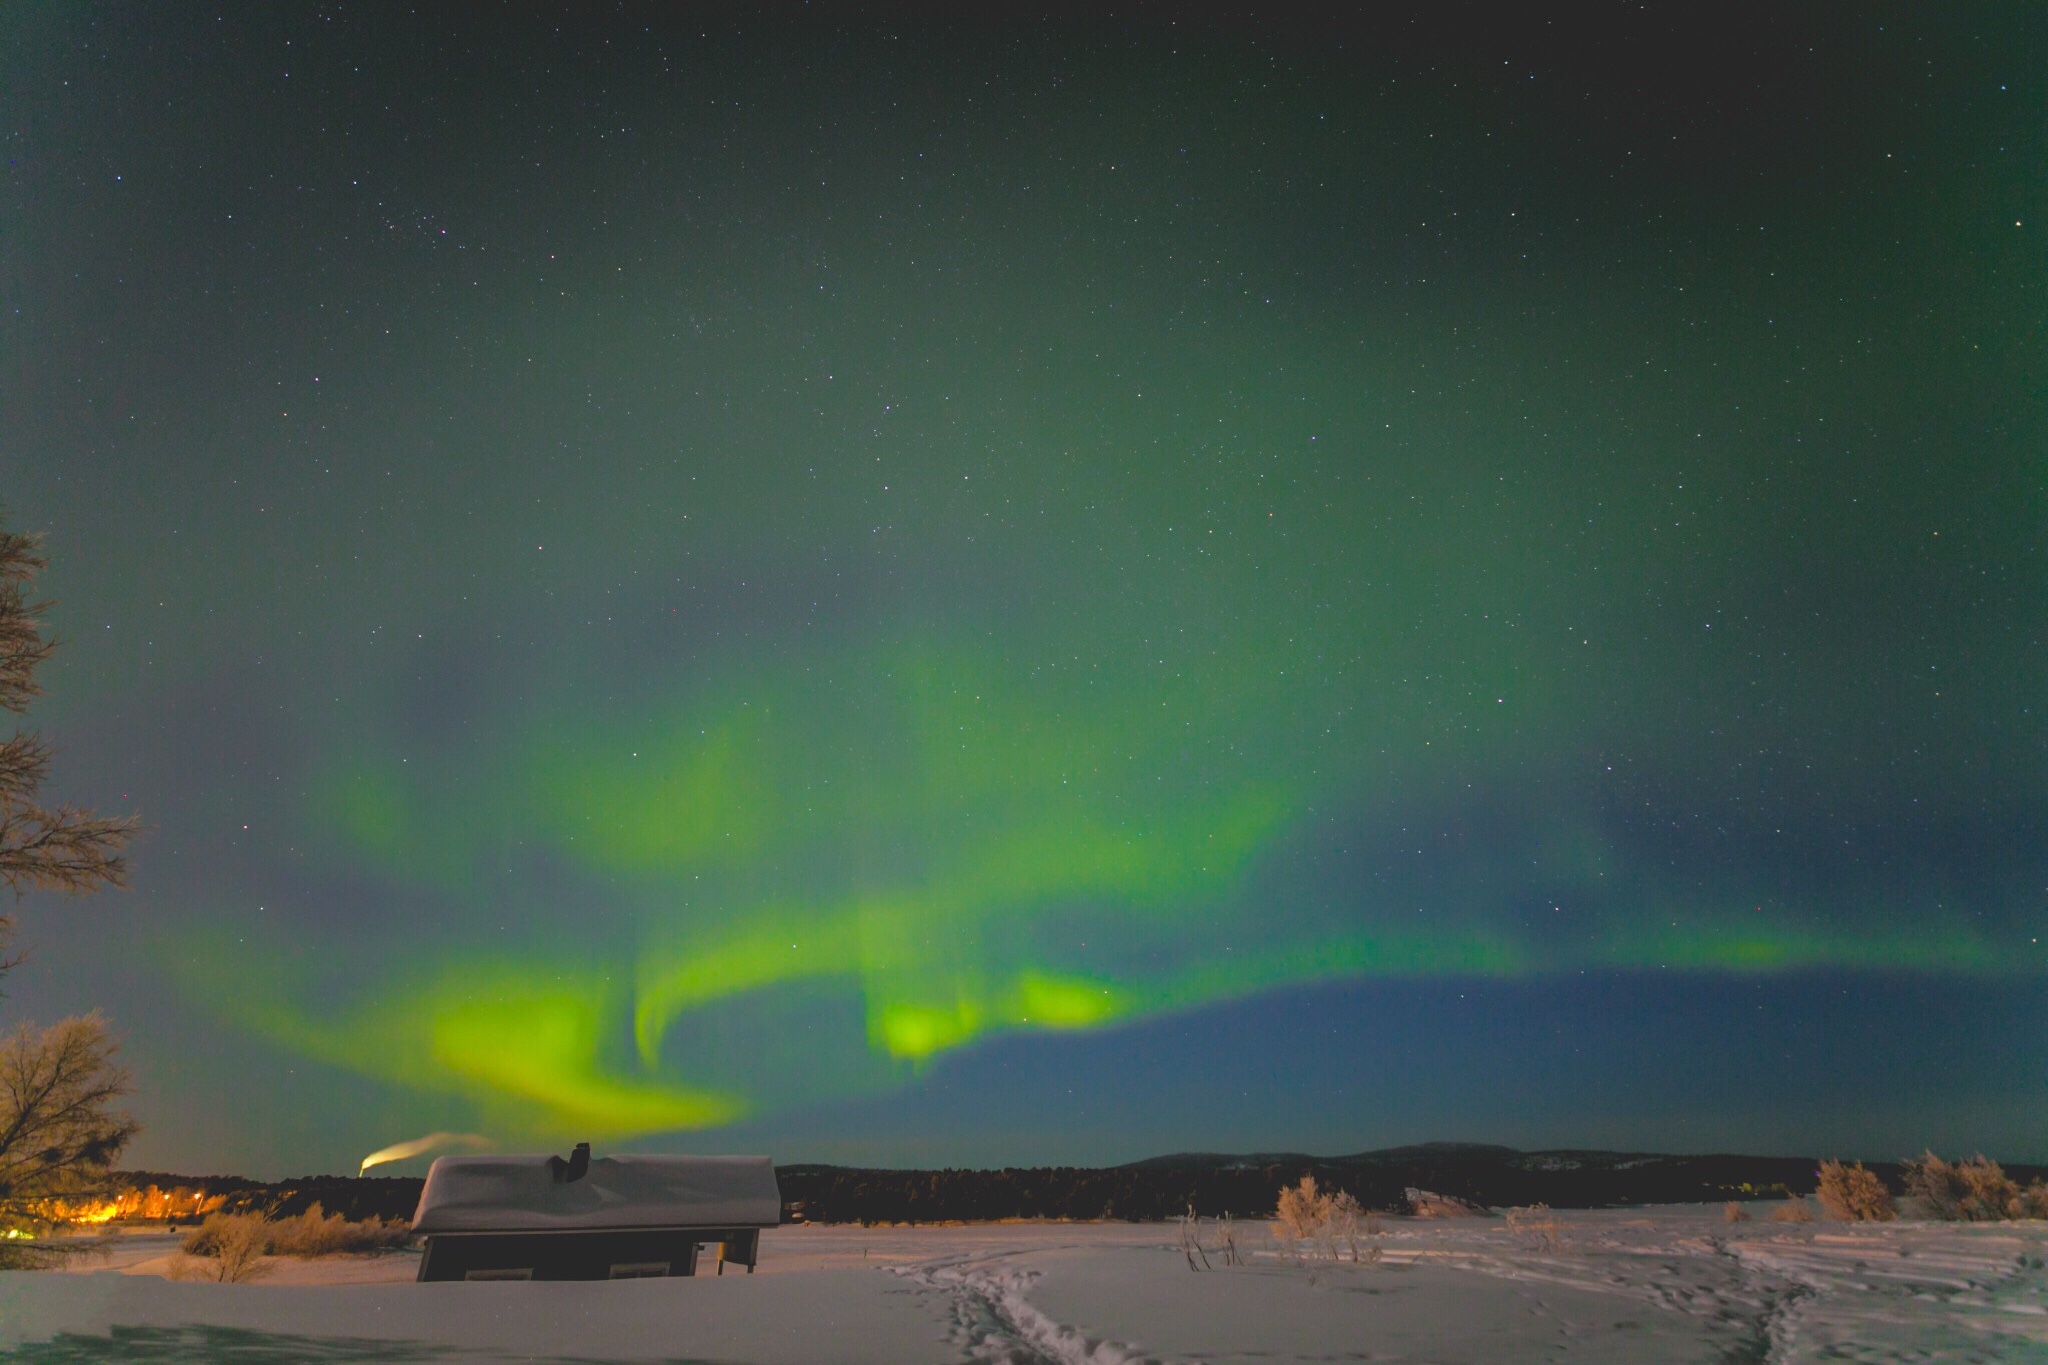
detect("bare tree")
(0, 521), (142, 1252)
(0, 1012), (137, 1209)
(0, 524), (137, 962)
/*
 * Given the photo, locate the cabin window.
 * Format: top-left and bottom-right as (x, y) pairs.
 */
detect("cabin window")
(609, 1261), (671, 1279)
(464, 1268), (534, 1281)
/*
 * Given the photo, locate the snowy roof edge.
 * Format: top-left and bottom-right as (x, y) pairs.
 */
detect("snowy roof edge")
(411, 1153), (782, 1234)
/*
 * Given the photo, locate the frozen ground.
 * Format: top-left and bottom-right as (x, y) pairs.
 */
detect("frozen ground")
(4, 1205), (2048, 1362)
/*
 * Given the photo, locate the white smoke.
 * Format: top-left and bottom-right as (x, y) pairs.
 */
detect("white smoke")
(358, 1131), (492, 1175)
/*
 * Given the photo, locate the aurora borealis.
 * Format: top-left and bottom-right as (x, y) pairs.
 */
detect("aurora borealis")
(4, 5), (2045, 1176)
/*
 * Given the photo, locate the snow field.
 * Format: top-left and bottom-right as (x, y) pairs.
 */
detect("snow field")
(3, 1207), (2045, 1362)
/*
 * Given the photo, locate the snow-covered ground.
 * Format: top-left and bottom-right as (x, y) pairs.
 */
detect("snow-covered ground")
(5, 1205), (2047, 1362)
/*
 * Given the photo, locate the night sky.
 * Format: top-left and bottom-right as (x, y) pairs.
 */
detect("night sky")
(4, 5), (2044, 1179)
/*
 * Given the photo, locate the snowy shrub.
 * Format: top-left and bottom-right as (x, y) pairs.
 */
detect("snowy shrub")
(1814, 1161), (1895, 1222)
(1956, 1158), (2022, 1220)
(1505, 1204), (1563, 1251)
(1769, 1196), (1814, 1223)
(178, 1203), (407, 1278)
(179, 1212), (245, 1258)
(1178, 1206), (1211, 1271)
(179, 1212), (270, 1281)
(266, 1202), (411, 1257)
(1326, 1190), (1379, 1262)
(1216, 1213), (1242, 1266)
(1271, 1176), (1378, 1264)
(1723, 1202), (1751, 1223)
(1902, 1153), (2020, 1221)
(1274, 1175), (1323, 1245)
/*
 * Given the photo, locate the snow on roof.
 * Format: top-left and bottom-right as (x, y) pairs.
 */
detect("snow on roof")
(411, 1153), (781, 1234)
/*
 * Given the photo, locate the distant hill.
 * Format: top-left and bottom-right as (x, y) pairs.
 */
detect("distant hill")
(96, 1146), (2048, 1226)
(1121, 1141), (1518, 1171)
(777, 1145), (2046, 1223)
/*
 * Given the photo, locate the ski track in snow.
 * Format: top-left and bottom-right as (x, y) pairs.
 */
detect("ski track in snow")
(896, 1217), (2048, 1365)
(1366, 1219), (2048, 1363)
(1727, 1228), (2048, 1363)
(899, 1249), (1153, 1365)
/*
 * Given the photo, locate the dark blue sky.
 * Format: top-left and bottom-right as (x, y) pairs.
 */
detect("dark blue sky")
(3, 4), (2044, 1177)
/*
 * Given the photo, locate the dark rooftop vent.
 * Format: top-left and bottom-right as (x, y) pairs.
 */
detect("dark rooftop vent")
(549, 1142), (591, 1184)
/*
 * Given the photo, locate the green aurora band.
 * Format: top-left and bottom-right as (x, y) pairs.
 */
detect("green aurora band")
(195, 610), (2016, 1137)
(11, 8), (2041, 1157)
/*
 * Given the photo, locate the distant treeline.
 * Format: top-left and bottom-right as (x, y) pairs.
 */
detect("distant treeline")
(775, 1150), (1834, 1224)
(771, 1144), (2043, 1223)
(106, 1145), (2047, 1227)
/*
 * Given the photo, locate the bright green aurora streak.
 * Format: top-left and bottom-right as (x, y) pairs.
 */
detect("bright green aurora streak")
(204, 609), (2012, 1137)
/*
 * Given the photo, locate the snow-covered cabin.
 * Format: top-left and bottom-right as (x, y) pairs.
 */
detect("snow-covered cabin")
(410, 1147), (782, 1281)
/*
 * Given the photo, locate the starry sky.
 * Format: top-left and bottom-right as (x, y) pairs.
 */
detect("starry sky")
(3, 4), (2044, 1178)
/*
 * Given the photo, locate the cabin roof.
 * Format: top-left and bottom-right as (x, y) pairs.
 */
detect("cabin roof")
(411, 1153), (780, 1234)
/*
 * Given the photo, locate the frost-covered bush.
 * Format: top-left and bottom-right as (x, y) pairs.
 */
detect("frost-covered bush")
(1505, 1203), (1563, 1251)
(1273, 1175), (1323, 1246)
(1272, 1176), (1378, 1264)
(1769, 1195), (1814, 1223)
(179, 1213), (270, 1281)
(266, 1202), (411, 1257)
(1815, 1161), (1895, 1222)
(1902, 1153), (2021, 1221)
(178, 1203), (408, 1279)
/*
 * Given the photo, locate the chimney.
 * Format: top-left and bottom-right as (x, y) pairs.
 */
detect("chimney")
(549, 1142), (592, 1184)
